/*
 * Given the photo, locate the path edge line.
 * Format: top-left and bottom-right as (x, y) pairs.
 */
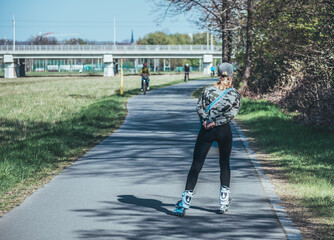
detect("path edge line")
(231, 120), (303, 240)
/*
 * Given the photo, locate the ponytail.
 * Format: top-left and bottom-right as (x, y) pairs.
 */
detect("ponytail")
(218, 76), (233, 88)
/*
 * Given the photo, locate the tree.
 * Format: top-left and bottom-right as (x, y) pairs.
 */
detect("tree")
(62, 38), (87, 45)
(239, 0), (253, 95)
(136, 31), (215, 69)
(137, 31), (173, 45)
(155, 0), (244, 62)
(27, 35), (58, 45)
(136, 31), (217, 45)
(0, 38), (11, 45)
(155, 0), (256, 94)
(239, 0), (334, 127)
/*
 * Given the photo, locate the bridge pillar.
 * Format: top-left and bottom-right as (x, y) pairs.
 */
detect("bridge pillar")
(135, 59), (138, 74)
(154, 59), (159, 72)
(103, 55), (114, 77)
(203, 54), (213, 75)
(4, 55), (16, 78)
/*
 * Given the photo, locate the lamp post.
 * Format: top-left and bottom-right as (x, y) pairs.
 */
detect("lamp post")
(13, 15), (15, 51)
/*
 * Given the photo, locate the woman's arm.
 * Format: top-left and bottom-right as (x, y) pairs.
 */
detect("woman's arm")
(197, 89), (209, 123)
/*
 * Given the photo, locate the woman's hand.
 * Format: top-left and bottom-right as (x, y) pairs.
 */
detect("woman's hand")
(206, 122), (215, 129)
(202, 121), (215, 130)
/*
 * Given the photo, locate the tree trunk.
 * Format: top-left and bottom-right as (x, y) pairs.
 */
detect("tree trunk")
(228, 31), (232, 63)
(240, 0), (254, 95)
(227, 5), (232, 63)
(222, 30), (225, 61)
(222, 0), (228, 62)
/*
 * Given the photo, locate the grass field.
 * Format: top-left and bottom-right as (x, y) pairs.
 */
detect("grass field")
(237, 99), (334, 239)
(0, 72), (205, 215)
(192, 87), (334, 239)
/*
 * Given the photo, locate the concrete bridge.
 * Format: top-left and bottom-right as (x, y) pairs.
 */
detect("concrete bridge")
(0, 45), (222, 78)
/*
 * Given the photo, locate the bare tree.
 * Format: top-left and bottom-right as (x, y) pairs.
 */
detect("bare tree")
(156, 0), (256, 95)
(155, 0), (244, 63)
(27, 35), (58, 45)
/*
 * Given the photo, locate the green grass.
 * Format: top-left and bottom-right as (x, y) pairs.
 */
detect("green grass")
(0, 72), (206, 214)
(236, 98), (334, 238)
(192, 85), (206, 98)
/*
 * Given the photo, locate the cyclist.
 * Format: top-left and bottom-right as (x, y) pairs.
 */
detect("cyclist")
(184, 63), (190, 82)
(211, 65), (215, 77)
(139, 62), (150, 91)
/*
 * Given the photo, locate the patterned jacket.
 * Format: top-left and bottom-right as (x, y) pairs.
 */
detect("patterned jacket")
(197, 86), (241, 126)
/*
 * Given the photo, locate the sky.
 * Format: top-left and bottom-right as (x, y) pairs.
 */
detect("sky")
(0, 0), (203, 43)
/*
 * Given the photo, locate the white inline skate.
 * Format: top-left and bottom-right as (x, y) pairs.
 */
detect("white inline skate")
(219, 185), (231, 214)
(172, 190), (194, 217)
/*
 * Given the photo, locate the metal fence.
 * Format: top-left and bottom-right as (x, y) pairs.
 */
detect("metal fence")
(0, 45), (221, 52)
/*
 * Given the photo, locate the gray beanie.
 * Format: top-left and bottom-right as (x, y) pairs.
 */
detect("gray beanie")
(217, 63), (233, 77)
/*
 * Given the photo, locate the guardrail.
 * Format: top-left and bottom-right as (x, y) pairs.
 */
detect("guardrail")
(0, 45), (221, 52)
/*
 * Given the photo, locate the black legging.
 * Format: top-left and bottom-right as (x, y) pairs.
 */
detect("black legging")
(185, 123), (233, 190)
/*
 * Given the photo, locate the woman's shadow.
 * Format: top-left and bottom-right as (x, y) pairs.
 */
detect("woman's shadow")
(117, 195), (217, 216)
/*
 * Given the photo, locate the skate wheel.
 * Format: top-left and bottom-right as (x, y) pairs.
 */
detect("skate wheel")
(172, 211), (185, 217)
(172, 208), (186, 217)
(218, 207), (229, 214)
(176, 211), (185, 217)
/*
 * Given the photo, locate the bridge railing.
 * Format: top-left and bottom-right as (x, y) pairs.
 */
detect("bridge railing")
(0, 45), (222, 52)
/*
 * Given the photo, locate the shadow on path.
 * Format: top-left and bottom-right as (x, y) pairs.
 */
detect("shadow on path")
(117, 195), (173, 215)
(73, 193), (286, 240)
(117, 195), (218, 216)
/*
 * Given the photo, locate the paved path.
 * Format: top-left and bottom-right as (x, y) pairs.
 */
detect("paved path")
(0, 79), (286, 240)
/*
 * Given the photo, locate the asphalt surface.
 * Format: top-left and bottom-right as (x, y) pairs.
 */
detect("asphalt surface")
(0, 79), (287, 240)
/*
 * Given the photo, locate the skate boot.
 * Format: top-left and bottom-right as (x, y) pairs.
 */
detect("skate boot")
(172, 190), (194, 217)
(219, 185), (231, 214)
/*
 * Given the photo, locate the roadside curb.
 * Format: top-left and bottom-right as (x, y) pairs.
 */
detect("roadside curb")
(231, 121), (303, 240)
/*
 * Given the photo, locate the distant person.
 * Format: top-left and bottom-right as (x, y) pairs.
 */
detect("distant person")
(172, 62), (241, 217)
(184, 63), (190, 82)
(114, 62), (119, 76)
(139, 62), (150, 91)
(211, 65), (215, 77)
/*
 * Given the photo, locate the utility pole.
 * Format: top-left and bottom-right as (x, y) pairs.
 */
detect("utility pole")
(13, 15), (15, 51)
(114, 16), (116, 47)
(120, 59), (123, 95)
(211, 32), (213, 51)
(207, 31), (209, 50)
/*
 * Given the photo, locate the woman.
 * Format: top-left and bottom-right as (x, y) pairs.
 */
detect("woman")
(173, 62), (241, 217)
